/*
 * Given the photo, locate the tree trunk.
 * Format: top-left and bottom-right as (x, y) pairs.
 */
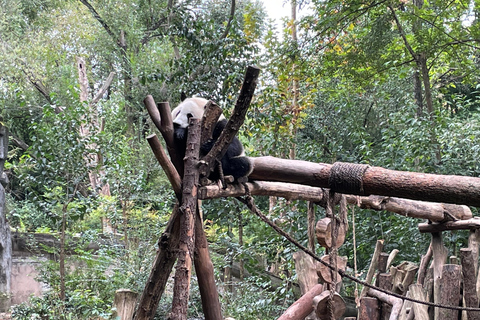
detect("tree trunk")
(0, 124), (11, 312)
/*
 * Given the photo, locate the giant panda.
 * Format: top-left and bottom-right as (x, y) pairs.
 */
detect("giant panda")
(171, 97), (252, 180)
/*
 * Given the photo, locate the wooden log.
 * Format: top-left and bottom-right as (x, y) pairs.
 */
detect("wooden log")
(358, 297), (380, 320)
(367, 288), (403, 320)
(360, 240), (384, 298)
(194, 206), (223, 320)
(386, 249), (399, 271)
(432, 232), (448, 320)
(199, 66), (259, 178)
(277, 284), (323, 320)
(199, 182), (471, 221)
(307, 201), (316, 252)
(417, 244), (433, 285)
(114, 289), (138, 320)
(315, 217), (346, 249)
(438, 264), (462, 320)
(460, 248), (480, 320)
(468, 230), (480, 303)
(169, 119), (201, 320)
(398, 263), (418, 294)
(316, 255), (347, 284)
(392, 269), (406, 294)
(143, 96), (181, 175)
(424, 267), (434, 306)
(408, 284), (429, 320)
(376, 273), (392, 320)
(419, 218), (480, 232)
(200, 101), (223, 146)
(249, 157), (480, 207)
(147, 134), (182, 199)
(378, 253), (390, 273)
(398, 290), (413, 320)
(134, 204), (180, 320)
(293, 251), (318, 295)
(312, 290), (346, 320)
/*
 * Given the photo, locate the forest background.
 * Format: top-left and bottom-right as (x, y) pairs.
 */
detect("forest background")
(2, 0), (480, 318)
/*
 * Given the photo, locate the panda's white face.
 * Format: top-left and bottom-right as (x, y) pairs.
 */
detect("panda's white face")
(172, 98), (209, 128)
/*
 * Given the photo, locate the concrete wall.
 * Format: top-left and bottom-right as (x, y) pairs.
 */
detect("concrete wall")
(10, 257), (44, 305)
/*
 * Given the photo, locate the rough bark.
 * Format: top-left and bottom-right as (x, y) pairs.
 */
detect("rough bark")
(367, 288), (403, 320)
(432, 232), (448, 320)
(199, 181), (471, 221)
(144, 97), (182, 176)
(194, 206), (223, 320)
(419, 218), (480, 232)
(408, 284), (429, 320)
(199, 66), (260, 178)
(438, 264), (462, 320)
(359, 297), (380, 320)
(460, 248), (480, 320)
(249, 157), (480, 207)
(169, 119), (201, 320)
(147, 134), (182, 198)
(114, 289), (138, 320)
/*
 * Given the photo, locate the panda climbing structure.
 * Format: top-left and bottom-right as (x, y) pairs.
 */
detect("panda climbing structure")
(171, 97), (252, 180)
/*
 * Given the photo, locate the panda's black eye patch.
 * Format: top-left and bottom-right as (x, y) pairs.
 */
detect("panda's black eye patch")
(187, 113), (194, 119)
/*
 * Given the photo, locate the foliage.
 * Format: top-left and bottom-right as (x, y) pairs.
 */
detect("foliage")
(4, 0), (480, 317)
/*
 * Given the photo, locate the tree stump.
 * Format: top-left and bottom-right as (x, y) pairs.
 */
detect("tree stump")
(114, 289), (138, 320)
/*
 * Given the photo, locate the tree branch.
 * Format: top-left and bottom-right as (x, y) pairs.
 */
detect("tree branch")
(91, 72), (115, 105)
(221, 0), (235, 39)
(388, 5), (418, 62)
(78, 0), (116, 41)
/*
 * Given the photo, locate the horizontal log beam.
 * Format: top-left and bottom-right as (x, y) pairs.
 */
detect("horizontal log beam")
(199, 181), (471, 222)
(249, 157), (480, 207)
(418, 218), (480, 233)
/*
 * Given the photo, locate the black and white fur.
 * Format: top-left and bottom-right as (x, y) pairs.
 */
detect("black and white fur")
(172, 97), (252, 180)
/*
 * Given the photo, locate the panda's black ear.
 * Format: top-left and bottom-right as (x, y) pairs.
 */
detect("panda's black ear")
(180, 92), (187, 102)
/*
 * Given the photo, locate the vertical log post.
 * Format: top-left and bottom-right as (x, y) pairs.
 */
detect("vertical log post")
(438, 264), (462, 320)
(432, 232), (448, 320)
(408, 284), (429, 320)
(358, 297), (380, 320)
(460, 248), (480, 320)
(194, 205), (223, 320)
(169, 119), (201, 320)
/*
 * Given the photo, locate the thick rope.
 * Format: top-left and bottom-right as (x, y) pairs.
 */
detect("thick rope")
(329, 162), (370, 194)
(235, 194), (480, 312)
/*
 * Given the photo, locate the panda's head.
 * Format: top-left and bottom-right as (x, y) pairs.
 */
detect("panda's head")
(172, 97), (209, 129)
(172, 97), (225, 128)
